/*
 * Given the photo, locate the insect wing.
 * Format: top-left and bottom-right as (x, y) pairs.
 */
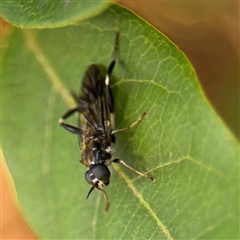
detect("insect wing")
(77, 64), (110, 142)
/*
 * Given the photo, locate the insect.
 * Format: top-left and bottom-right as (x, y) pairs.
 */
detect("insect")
(59, 32), (155, 212)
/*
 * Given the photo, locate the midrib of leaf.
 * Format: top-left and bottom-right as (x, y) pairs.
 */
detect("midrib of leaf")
(41, 86), (58, 235)
(23, 29), (173, 239)
(92, 193), (102, 239)
(22, 30), (75, 108)
(113, 164), (172, 239)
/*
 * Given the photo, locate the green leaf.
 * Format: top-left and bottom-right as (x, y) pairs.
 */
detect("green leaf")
(2, 4), (239, 239)
(1, 0), (113, 28)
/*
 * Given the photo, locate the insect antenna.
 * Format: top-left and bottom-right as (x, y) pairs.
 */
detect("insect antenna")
(86, 185), (95, 199)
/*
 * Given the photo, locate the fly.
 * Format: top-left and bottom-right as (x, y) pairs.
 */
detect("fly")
(59, 32), (155, 213)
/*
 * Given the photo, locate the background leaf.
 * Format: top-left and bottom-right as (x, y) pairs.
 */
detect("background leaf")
(1, 0), (113, 28)
(2, 4), (239, 239)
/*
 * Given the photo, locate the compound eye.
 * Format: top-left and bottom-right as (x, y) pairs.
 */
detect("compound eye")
(85, 165), (110, 186)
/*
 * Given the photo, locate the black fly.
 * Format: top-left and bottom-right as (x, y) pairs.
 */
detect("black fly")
(59, 32), (155, 212)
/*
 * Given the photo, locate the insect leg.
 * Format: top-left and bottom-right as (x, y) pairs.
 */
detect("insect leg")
(111, 111), (147, 135)
(97, 187), (110, 213)
(105, 32), (120, 131)
(58, 107), (82, 134)
(106, 86), (115, 130)
(105, 31), (120, 86)
(113, 158), (155, 182)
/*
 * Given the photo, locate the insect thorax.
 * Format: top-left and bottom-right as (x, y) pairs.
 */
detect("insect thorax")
(81, 137), (112, 167)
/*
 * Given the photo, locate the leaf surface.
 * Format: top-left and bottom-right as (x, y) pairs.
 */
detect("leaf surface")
(1, 0), (113, 28)
(2, 4), (239, 239)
